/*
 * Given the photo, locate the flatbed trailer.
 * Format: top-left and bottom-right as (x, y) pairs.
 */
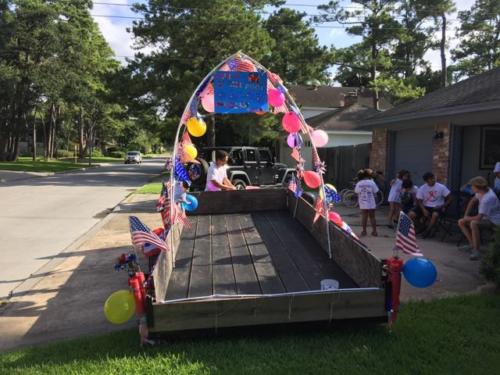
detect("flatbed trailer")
(146, 189), (388, 334)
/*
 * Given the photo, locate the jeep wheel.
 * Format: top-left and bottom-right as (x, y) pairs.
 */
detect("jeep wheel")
(232, 179), (247, 191)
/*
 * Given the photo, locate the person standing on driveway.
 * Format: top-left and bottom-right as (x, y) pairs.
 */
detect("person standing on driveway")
(355, 169), (379, 237)
(387, 170), (410, 228)
(458, 176), (500, 260)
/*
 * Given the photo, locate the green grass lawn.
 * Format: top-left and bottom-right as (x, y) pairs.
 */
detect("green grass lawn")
(1, 295), (499, 374)
(0, 157), (123, 173)
(135, 182), (163, 194)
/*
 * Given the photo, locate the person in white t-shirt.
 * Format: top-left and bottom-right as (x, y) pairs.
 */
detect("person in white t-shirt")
(458, 176), (500, 260)
(409, 172), (451, 238)
(387, 169), (410, 228)
(355, 169), (379, 237)
(205, 150), (236, 192)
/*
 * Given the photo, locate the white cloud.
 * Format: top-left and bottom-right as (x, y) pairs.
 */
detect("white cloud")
(92, 0), (151, 64)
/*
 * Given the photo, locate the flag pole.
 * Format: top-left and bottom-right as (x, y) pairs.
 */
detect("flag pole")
(393, 211), (402, 258)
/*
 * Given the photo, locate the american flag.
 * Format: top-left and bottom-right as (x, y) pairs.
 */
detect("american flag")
(228, 57), (255, 72)
(395, 212), (423, 257)
(129, 216), (169, 252)
(288, 175), (303, 198)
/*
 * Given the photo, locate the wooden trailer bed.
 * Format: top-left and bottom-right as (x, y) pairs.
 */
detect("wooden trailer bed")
(146, 189), (387, 333)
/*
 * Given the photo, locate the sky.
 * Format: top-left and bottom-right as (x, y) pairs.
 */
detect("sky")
(92, 0), (476, 73)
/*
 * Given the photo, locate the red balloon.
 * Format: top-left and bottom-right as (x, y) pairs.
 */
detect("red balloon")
(268, 88), (285, 107)
(328, 211), (343, 226)
(303, 171), (321, 189)
(282, 112), (301, 133)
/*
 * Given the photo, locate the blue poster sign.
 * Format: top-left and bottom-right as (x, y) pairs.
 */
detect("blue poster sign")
(213, 71), (268, 114)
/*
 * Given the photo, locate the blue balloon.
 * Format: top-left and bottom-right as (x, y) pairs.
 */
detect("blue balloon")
(181, 194), (198, 212)
(402, 258), (437, 288)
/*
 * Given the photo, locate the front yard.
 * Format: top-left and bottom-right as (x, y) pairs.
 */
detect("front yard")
(1, 294), (499, 374)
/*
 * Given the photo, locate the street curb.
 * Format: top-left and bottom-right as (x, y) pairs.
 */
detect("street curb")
(3, 193), (136, 301)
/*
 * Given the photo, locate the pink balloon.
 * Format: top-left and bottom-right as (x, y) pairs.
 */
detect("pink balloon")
(282, 112), (301, 133)
(328, 211), (343, 226)
(311, 129), (329, 147)
(303, 171), (321, 189)
(201, 93), (214, 112)
(268, 88), (285, 107)
(287, 133), (296, 148)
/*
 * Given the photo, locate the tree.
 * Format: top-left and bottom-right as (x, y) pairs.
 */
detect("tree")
(416, 0), (456, 87)
(452, 0), (500, 80)
(317, 1), (404, 109)
(262, 8), (331, 85)
(130, 0), (281, 147)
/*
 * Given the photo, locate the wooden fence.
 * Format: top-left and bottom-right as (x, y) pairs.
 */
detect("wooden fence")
(318, 143), (371, 190)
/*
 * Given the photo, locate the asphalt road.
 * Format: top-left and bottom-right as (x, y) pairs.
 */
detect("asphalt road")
(0, 159), (164, 299)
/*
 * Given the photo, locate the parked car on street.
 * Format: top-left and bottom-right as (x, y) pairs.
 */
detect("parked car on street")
(124, 151), (142, 164)
(189, 146), (295, 191)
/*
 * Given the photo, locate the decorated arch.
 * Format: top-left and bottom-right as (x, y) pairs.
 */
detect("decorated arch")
(168, 51), (357, 258)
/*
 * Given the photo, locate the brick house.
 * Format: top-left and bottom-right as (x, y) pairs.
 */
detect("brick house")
(362, 68), (500, 189)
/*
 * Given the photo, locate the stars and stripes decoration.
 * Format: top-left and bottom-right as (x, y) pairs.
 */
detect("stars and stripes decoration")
(325, 185), (341, 204)
(288, 174), (303, 198)
(129, 216), (169, 252)
(395, 212), (423, 257)
(228, 57), (256, 72)
(174, 158), (190, 182)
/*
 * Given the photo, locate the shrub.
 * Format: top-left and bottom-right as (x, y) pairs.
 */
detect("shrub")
(480, 227), (500, 288)
(91, 149), (103, 157)
(57, 149), (75, 158)
(108, 151), (125, 159)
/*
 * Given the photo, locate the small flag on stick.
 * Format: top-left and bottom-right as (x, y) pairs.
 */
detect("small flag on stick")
(395, 212), (423, 257)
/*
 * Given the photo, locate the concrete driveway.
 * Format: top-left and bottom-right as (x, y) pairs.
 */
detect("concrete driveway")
(0, 159), (164, 299)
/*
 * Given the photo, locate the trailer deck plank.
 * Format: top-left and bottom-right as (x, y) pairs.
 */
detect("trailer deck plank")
(225, 214), (262, 294)
(188, 215), (213, 298)
(251, 212), (310, 293)
(211, 214), (237, 295)
(166, 216), (198, 300)
(238, 214), (285, 294)
(165, 210), (357, 301)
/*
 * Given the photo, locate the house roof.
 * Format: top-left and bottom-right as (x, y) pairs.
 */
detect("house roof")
(288, 85), (392, 110)
(307, 103), (378, 131)
(363, 67), (500, 126)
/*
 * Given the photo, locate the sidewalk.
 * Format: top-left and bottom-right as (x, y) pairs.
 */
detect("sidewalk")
(334, 205), (486, 300)
(0, 194), (161, 352)
(0, 197), (487, 352)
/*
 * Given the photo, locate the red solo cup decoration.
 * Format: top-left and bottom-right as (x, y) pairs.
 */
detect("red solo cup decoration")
(328, 211), (343, 226)
(268, 88), (285, 107)
(282, 112), (301, 133)
(303, 171), (321, 189)
(311, 129), (329, 147)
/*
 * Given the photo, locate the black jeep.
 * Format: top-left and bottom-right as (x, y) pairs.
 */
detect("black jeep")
(188, 146), (295, 191)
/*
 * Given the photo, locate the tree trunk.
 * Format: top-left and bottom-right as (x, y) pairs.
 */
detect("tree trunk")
(440, 13), (448, 87)
(79, 107), (85, 159)
(32, 110), (37, 161)
(208, 115), (216, 147)
(371, 43), (380, 111)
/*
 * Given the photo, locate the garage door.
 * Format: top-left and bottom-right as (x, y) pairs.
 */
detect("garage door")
(394, 127), (434, 186)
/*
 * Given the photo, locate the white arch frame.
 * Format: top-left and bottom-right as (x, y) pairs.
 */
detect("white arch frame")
(169, 51), (332, 259)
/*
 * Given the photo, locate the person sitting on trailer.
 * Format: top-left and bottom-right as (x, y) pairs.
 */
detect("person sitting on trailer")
(205, 150), (236, 192)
